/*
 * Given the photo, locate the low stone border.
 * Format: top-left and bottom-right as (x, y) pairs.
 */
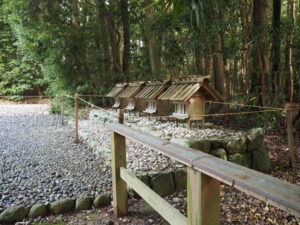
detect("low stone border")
(0, 166), (186, 224)
(0, 192), (112, 224)
(128, 167), (187, 198)
(86, 109), (271, 173)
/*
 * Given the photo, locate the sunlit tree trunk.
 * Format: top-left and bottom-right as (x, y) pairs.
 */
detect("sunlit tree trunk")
(71, 0), (80, 30)
(221, 33), (229, 98)
(212, 35), (225, 97)
(106, 1), (122, 81)
(144, 0), (161, 74)
(120, 0), (130, 77)
(251, 0), (270, 106)
(285, 0), (295, 102)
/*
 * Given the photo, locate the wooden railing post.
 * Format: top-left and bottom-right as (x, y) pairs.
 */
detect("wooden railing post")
(187, 167), (220, 225)
(61, 95), (65, 125)
(74, 93), (79, 143)
(111, 131), (128, 216)
(286, 104), (296, 169)
(118, 109), (124, 124)
(187, 119), (191, 130)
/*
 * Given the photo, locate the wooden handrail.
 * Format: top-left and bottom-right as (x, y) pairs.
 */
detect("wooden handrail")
(108, 122), (300, 225)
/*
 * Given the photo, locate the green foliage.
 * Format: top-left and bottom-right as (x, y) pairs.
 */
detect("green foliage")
(225, 95), (286, 130)
(0, 8), (44, 98)
(0, 0), (299, 108)
(49, 102), (61, 115)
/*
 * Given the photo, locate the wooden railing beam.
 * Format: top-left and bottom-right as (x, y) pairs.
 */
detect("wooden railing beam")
(120, 168), (187, 225)
(107, 122), (300, 218)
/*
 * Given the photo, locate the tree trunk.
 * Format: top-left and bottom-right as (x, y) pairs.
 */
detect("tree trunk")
(120, 0), (130, 77)
(194, 47), (204, 74)
(95, 0), (111, 85)
(285, 0), (295, 102)
(240, 0), (252, 95)
(221, 33), (229, 99)
(251, 0), (270, 106)
(271, 0), (281, 105)
(105, 2), (122, 81)
(212, 35), (225, 97)
(71, 0), (83, 79)
(71, 0), (80, 30)
(144, 0), (161, 74)
(204, 55), (211, 75)
(233, 58), (238, 95)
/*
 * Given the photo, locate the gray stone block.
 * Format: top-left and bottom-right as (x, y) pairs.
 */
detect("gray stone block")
(0, 205), (28, 223)
(252, 146), (271, 173)
(49, 198), (75, 215)
(149, 171), (175, 197)
(93, 193), (112, 208)
(247, 128), (264, 151)
(210, 148), (228, 161)
(228, 153), (251, 168)
(221, 135), (247, 154)
(76, 195), (93, 210)
(173, 168), (187, 190)
(28, 203), (47, 218)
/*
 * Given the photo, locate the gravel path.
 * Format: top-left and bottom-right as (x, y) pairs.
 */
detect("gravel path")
(0, 104), (111, 213)
(78, 110), (184, 171)
(77, 109), (241, 172)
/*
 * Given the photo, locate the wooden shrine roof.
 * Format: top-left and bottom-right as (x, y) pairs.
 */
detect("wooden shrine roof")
(158, 76), (223, 102)
(106, 83), (127, 97)
(116, 82), (145, 98)
(134, 80), (170, 100)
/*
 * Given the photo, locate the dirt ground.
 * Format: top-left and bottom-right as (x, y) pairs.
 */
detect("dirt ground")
(0, 97), (52, 105)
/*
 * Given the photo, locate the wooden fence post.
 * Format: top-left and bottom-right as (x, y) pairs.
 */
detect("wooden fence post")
(286, 104), (296, 170)
(111, 131), (128, 216)
(187, 119), (191, 130)
(74, 93), (79, 144)
(118, 109), (124, 124)
(187, 167), (220, 225)
(61, 95), (64, 125)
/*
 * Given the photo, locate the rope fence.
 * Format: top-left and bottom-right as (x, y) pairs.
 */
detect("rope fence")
(0, 95), (57, 98)
(204, 100), (285, 111)
(0, 93), (296, 169)
(60, 93), (296, 170)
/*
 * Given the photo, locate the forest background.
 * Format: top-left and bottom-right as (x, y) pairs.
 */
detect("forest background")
(0, 0), (299, 108)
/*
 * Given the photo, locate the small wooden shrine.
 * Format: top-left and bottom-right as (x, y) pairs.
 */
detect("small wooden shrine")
(116, 82), (146, 111)
(106, 83), (128, 108)
(134, 79), (171, 115)
(158, 76), (223, 127)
